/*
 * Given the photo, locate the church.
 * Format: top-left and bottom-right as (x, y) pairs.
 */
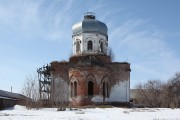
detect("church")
(44, 12), (130, 107)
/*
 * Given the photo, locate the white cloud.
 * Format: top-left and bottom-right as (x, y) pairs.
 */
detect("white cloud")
(0, 0), (76, 42)
(108, 18), (180, 84)
(0, 1), (40, 25)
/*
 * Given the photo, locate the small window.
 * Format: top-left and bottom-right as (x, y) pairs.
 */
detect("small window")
(70, 82), (73, 97)
(76, 41), (80, 53)
(70, 81), (78, 97)
(88, 81), (93, 96)
(103, 82), (109, 98)
(74, 81), (77, 96)
(106, 82), (109, 97)
(100, 42), (104, 53)
(87, 41), (93, 51)
(103, 82), (105, 97)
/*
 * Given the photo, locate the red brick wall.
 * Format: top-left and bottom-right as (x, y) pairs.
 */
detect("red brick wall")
(49, 56), (130, 107)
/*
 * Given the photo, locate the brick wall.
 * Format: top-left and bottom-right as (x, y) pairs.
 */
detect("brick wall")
(49, 56), (130, 107)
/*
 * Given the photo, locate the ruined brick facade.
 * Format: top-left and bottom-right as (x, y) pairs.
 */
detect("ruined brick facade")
(49, 13), (130, 107)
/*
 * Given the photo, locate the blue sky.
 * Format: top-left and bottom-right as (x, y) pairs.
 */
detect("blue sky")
(0, 0), (180, 93)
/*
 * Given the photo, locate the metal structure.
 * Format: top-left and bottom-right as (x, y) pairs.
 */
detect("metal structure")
(37, 64), (51, 101)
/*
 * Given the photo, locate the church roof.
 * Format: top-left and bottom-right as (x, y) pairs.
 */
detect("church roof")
(72, 12), (108, 36)
(0, 89), (27, 100)
(77, 55), (104, 67)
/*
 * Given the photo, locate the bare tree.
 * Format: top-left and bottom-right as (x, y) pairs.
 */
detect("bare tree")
(22, 74), (39, 108)
(135, 80), (164, 107)
(166, 72), (180, 108)
(135, 73), (180, 108)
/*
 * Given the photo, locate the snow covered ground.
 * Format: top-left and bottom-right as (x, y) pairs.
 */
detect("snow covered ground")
(0, 105), (180, 120)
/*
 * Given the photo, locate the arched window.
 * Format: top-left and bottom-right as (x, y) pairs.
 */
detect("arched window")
(102, 82), (109, 98)
(106, 82), (109, 97)
(100, 41), (104, 53)
(74, 81), (77, 96)
(71, 82), (73, 97)
(76, 41), (80, 53)
(103, 82), (105, 97)
(70, 81), (78, 97)
(87, 41), (93, 51)
(88, 81), (93, 96)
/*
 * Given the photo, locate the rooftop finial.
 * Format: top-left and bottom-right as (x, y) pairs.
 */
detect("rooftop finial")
(84, 12), (95, 19)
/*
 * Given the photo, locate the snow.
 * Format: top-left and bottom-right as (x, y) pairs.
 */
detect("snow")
(91, 95), (103, 102)
(0, 105), (180, 120)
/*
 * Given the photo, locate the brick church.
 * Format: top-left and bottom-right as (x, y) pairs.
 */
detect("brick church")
(49, 12), (131, 107)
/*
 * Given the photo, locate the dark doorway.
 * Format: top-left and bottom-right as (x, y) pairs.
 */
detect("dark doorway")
(88, 81), (93, 96)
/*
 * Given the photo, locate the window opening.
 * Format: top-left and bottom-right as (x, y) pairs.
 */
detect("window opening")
(71, 82), (73, 97)
(106, 82), (109, 97)
(103, 82), (109, 97)
(100, 42), (104, 53)
(103, 82), (106, 97)
(76, 41), (80, 53)
(88, 81), (93, 96)
(74, 81), (77, 96)
(87, 41), (93, 51)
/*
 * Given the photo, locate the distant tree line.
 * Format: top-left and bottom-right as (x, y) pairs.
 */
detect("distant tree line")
(22, 72), (180, 109)
(135, 72), (180, 108)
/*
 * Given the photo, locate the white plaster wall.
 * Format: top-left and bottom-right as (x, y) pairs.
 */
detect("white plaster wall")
(72, 33), (108, 55)
(53, 77), (69, 102)
(82, 33), (107, 54)
(91, 80), (130, 103)
(108, 80), (130, 102)
(72, 35), (82, 55)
